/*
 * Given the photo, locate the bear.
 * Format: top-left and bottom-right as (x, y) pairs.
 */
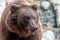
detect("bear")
(0, 0), (43, 40)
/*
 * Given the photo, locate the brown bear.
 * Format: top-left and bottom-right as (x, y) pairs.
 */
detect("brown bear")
(0, 0), (43, 40)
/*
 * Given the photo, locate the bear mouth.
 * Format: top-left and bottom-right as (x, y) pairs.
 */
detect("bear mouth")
(28, 30), (36, 36)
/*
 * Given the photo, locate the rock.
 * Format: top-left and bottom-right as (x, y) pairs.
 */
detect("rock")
(41, 1), (50, 10)
(49, 0), (60, 4)
(42, 30), (55, 40)
(0, 0), (6, 17)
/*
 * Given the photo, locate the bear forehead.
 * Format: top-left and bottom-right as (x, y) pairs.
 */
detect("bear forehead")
(16, 7), (36, 17)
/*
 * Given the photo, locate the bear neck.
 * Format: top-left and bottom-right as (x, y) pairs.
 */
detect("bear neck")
(5, 32), (38, 40)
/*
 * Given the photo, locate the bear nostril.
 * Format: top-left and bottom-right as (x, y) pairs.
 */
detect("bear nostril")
(35, 27), (37, 30)
(31, 27), (37, 32)
(34, 26), (37, 30)
(32, 26), (38, 31)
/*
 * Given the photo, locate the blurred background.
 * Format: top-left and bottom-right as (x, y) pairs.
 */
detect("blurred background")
(0, 0), (60, 40)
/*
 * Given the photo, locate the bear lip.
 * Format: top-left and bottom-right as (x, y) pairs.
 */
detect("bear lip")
(28, 30), (36, 35)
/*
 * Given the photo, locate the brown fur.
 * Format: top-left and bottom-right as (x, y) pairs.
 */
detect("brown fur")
(0, 0), (43, 40)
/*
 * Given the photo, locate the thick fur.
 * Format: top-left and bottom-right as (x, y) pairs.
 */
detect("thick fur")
(0, 0), (43, 40)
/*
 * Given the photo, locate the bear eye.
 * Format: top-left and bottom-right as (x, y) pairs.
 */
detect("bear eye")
(24, 16), (30, 20)
(25, 16), (30, 22)
(33, 17), (35, 19)
(33, 17), (36, 20)
(26, 17), (30, 19)
(23, 16), (30, 23)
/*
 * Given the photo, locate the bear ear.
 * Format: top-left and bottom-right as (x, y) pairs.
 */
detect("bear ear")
(11, 4), (20, 13)
(10, 4), (20, 25)
(31, 4), (37, 10)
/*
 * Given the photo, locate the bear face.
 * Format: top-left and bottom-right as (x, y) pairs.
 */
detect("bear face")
(5, 4), (38, 37)
(0, 0), (43, 40)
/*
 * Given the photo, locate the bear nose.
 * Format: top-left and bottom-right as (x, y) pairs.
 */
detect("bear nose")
(32, 25), (38, 31)
(35, 27), (37, 30)
(34, 26), (38, 30)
